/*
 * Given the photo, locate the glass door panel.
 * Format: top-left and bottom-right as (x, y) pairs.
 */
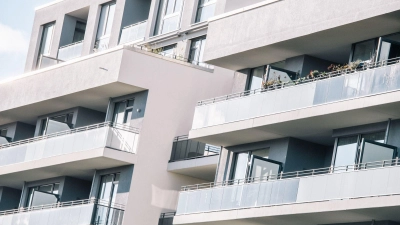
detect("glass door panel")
(231, 153), (249, 181)
(360, 140), (396, 168)
(334, 136), (358, 169)
(249, 67), (264, 90)
(249, 156), (281, 179)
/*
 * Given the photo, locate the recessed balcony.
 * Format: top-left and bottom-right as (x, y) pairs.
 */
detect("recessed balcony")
(58, 41), (84, 61)
(168, 136), (221, 181)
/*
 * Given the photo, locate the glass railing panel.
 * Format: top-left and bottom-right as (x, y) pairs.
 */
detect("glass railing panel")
(0, 123), (139, 168)
(94, 37), (110, 52)
(119, 21), (147, 45)
(45, 120), (72, 135)
(38, 56), (63, 69)
(58, 41), (83, 61)
(170, 137), (221, 161)
(177, 159), (400, 215)
(0, 137), (9, 144)
(193, 61), (400, 129)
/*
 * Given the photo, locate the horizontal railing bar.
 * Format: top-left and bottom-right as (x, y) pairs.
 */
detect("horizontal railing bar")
(59, 40), (84, 49)
(197, 57), (400, 106)
(181, 158), (399, 191)
(0, 198), (125, 216)
(0, 121), (140, 150)
(122, 20), (148, 29)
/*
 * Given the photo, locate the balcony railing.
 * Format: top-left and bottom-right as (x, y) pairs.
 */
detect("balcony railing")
(58, 41), (84, 61)
(0, 198), (124, 225)
(159, 212), (175, 225)
(38, 55), (64, 69)
(170, 135), (221, 162)
(94, 36), (110, 52)
(176, 158), (400, 215)
(192, 57), (400, 129)
(119, 20), (147, 45)
(0, 122), (139, 167)
(125, 45), (215, 70)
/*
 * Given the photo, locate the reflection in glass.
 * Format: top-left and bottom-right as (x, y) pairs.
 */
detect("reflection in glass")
(250, 157), (280, 178)
(249, 67), (264, 90)
(232, 153), (248, 180)
(360, 141), (396, 167)
(352, 40), (376, 62)
(189, 36), (207, 67)
(334, 136), (358, 168)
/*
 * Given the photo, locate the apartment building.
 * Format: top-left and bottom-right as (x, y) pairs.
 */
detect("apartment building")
(2, 0), (400, 225)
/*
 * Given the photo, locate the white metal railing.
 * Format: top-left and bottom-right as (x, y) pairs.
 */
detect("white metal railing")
(58, 41), (84, 61)
(181, 158), (400, 191)
(119, 20), (147, 45)
(197, 57), (400, 106)
(0, 198), (124, 216)
(0, 121), (139, 150)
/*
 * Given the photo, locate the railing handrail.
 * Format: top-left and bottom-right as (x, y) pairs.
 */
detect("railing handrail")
(0, 121), (139, 150)
(122, 20), (148, 29)
(160, 212), (176, 218)
(59, 40), (84, 49)
(197, 56), (400, 106)
(181, 157), (400, 191)
(126, 44), (214, 70)
(0, 198), (125, 216)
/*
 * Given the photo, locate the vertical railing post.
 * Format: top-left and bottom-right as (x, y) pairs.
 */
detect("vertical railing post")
(280, 171), (283, 180)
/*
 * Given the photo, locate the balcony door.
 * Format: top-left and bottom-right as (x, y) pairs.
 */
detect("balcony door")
(112, 99), (134, 124)
(94, 173), (123, 225)
(95, 1), (116, 51)
(36, 22), (55, 67)
(231, 148), (282, 182)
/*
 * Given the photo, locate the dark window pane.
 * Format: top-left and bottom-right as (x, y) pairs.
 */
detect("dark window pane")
(352, 40), (376, 62)
(0, 129), (7, 137)
(362, 131), (385, 143)
(361, 141), (395, 165)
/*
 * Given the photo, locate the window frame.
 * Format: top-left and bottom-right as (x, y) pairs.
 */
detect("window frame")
(36, 22), (56, 67)
(188, 36), (207, 66)
(155, 0), (184, 35)
(39, 112), (74, 136)
(112, 99), (134, 124)
(26, 183), (60, 207)
(96, 1), (116, 41)
(332, 130), (388, 168)
(194, 0), (217, 23)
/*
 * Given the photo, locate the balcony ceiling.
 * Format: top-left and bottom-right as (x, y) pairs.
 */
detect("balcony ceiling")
(205, 10), (400, 70)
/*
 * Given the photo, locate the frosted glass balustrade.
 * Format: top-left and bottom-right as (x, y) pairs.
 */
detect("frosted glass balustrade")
(0, 126), (138, 167)
(192, 63), (400, 129)
(176, 166), (400, 215)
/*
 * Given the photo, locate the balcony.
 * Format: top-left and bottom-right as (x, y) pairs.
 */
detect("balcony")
(174, 159), (400, 224)
(58, 41), (84, 61)
(168, 136), (221, 181)
(190, 58), (400, 146)
(37, 56), (64, 69)
(119, 21), (147, 45)
(0, 122), (138, 168)
(0, 198), (124, 225)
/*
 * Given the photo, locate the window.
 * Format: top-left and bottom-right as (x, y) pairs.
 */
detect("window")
(333, 131), (393, 170)
(154, 0), (183, 35)
(39, 113), (74, 136)
(0, 129), (7, 137)
(231, 148), (282, 182)
(26, 183), (60, 207)
(195, 0), (216, 23)
(94, 173), (121, 225)
(159, 44), (177, 57)
(95, 1), (116, 51)
(73, 21), (87, 43)
(37, 22), (55, 67)
(189, 36), (208, 67)
(351, 39), (377, 62)
(112, 99), (134, 124)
